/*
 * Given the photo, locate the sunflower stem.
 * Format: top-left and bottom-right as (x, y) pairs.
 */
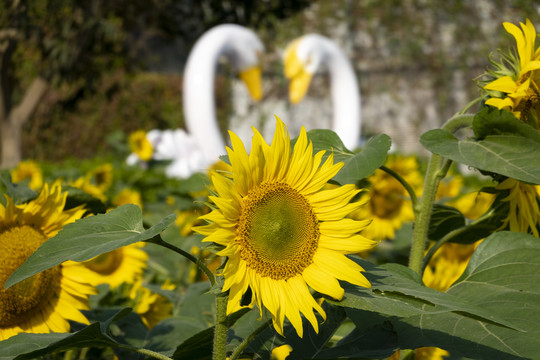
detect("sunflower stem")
(458, 97), (482, 114)
(146, 235), (215, 285)
(229, 319), (272, 360)
(408, 154), (450, 273)
(409, 112), (473, 273)
(132, 348), (173, 360)
(214, 293), (229, 360)
(441, 113), (475, 132)
(380, 165), (419, 214)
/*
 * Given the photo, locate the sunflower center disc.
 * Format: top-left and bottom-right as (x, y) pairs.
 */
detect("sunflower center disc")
(370, 181), (404, 219)
(0, 225), (61, 327)
(237, 182), (319, 280)
(85, 249), (122, 275)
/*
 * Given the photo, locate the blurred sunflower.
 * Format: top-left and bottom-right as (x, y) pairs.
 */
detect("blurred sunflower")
(414, 347), (450, 360)
(131, 279), (176, 329)
(113, 188), (143, 210)
(87, 163), (114, 192)
(129, 130), (153, 161)
(0, 182), (96, 340)
(351, 155), (423, 240)
(10, 160), (43, 191)
(271, 344), (293, 360)
(482, 18), (540, 127)
(495, 178), (540, 237)
(194, 116), (377, 337)
(81, 243), (148, 289)
(70, 176), (107, 203)
(451, 190), (496, 220)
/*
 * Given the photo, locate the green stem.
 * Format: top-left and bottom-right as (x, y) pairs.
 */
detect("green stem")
(147, 235), (215, 285)
(408, 112), (475, 274)
(133, 348), (173, 360)
(380, 165), (419, 214)
(409, 153), (448, 273)
(213, 294), (229, 360)
(115, 344), (173, 360)
(442, 113), (475, 132)
(459, 97), (483, 114)
(229, 319), (272, 360)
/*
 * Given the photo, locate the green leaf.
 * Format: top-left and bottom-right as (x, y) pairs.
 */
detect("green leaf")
(0, 171), (37, 206)
(332, 259), (519, 330)
(473, 107), (540, 141)
(316, 310), (398, 359)
(0, 308), (134, 360)
(0, 333), (70, 360)
(172, 308), (252, 360)
(334, 134), (392, 184)
(428, 204), (466, 241)
(5, 205), (176, 289)
(420, 129), (540, 184)
(391, 231), (540, 359)
(305, 130), (392, 184)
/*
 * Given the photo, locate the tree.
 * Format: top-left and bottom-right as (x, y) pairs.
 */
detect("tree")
(0, 0), (129, 168)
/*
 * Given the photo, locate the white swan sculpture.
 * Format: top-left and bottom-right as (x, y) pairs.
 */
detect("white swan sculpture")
(128, 24), (264, 178)
(183, 23), (264, 164)
(283, 34), (361, 150)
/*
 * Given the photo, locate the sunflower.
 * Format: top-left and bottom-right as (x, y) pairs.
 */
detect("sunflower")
(87, 163), (114, 192)
(112, 188), (143, 210)
(0, 182), (96, 340)
(482, 19), (540, 126)
(271, 344), (293, 360)
(194, 116), (377, 337)
(423, 242), (477, 292)
(81, 243), (148, 289)
(450, 191), (495, 220)
(69, 176), (107, 203)
(495, 178), (540, 237)
(10, 160), (43, 191)
(350, 155), (423, 240)
(130, 279), (176, 329)
(414, 347), (450, 360)
(129, 130), (153, 162)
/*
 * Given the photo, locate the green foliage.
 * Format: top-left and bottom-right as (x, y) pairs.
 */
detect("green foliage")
(0, 171), (37, 206)
(304, 130), (392, 184)
(5, 205), (176, 289)
(0, 308), (134, 360)
(420, 109), (540, 184)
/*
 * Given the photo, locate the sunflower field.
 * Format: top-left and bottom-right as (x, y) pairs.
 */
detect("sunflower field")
(2, 8), (540, 360)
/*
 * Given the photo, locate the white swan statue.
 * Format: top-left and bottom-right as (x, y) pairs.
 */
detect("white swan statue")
(283, 34), (361, 150)
(183, 23), (264, 164)
(127, 24), (264, 178)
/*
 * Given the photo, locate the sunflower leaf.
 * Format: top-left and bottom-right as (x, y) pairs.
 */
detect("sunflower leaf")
(0, 308), (134, 360)
(391, 231), (540, 359)
(4, 205), (177, 289)
(420, 129), (540, 184)
(333, 258), (520, 330)
(330, 232), (540, 360)
(0, 171), (37, 206)
(473, 107), (540, 141)
(304, 130), (392, 184)
(427, 204), (466, 241)
(333, 133), (392, 184)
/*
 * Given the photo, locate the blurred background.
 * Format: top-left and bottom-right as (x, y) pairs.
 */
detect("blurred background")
(1, 0), (539, 167)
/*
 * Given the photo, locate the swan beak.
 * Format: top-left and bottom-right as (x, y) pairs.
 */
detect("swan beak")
(239, 66), (263, 101)
(284, 41), (312, 104)
(288, 69), (312, 104)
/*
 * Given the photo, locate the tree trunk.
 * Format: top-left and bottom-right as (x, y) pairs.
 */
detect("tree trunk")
(0, 77), (48, 168)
